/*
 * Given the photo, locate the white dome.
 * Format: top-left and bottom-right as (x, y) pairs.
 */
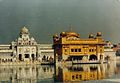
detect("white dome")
(31, 37), (35, 41)
(20, 27), (29, 34)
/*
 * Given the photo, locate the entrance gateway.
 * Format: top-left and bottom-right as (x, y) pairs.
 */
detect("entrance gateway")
(31, 54), (35, 60)
(19, 54), (22, 61)
(16, 27), (37, 62)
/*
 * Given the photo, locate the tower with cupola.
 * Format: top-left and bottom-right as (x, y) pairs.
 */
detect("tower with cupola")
(14, 27), (38, 61)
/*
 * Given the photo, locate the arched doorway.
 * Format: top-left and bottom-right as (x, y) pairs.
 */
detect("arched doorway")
(25, 54), (29, 58)
(31, 54), (35, 61)
(19, 54), (22, 61)
(89, 55), (97, 60)
(42, 55), (46, 61)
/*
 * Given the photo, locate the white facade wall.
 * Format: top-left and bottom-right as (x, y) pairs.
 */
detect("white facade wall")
(37, 44), (54, 61)
(104, 49), (116, 61)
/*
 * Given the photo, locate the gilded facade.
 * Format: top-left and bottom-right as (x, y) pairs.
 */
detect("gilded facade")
(53, 31), (105, 63)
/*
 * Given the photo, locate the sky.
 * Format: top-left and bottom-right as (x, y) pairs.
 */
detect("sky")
(0, 0), (120, 44)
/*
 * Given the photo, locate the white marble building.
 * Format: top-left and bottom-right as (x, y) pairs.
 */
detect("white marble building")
(0, 44), (13, 62)
(15, 27), (37, 61)
(37, 44), (54, 62)
(0, 27), (54, 63)
(104, 41), (116, 61)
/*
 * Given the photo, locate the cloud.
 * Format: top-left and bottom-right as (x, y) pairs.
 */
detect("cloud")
(0, 0), (3, 2)
(117, 0), (120, 2)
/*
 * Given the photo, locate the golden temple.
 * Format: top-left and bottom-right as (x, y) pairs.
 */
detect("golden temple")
(53, 30), (105, 63)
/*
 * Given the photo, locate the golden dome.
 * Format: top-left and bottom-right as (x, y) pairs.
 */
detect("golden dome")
(89, 34), (94, 38)
(53, 34), (58, 38)
(97, 32), (102, 37)
(60, 32), (66, 37)
(20, 27), (29, 34)
(66, 31), (80, 38)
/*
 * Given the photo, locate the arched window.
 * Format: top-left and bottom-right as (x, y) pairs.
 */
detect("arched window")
(89, 55), (97, 60)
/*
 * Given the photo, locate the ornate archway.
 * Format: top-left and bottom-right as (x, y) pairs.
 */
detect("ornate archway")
(19, 54), (22, 61)
(31, 54), (35, 61)
(89, 54), (97, 60)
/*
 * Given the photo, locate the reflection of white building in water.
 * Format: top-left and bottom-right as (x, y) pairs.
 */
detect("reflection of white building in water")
(0, 65), (54, 83)
(0, 27), (54, 63)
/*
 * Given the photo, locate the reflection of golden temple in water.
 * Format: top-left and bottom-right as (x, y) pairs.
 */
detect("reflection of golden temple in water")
(55, 64), (108, 82)
(0, 65), (54, 83)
